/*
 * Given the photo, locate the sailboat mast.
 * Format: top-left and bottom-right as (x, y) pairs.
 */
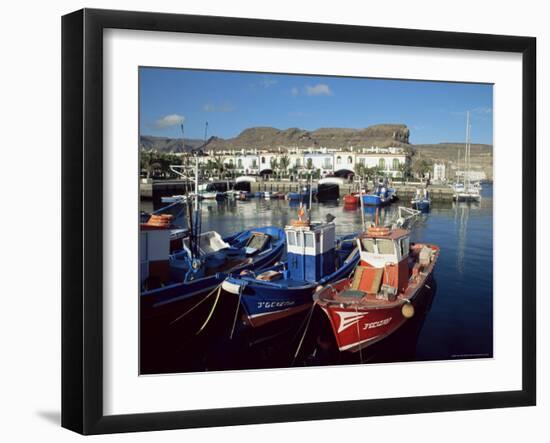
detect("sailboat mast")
(456, 148), (460, 185)
(466, 111), (471, 189)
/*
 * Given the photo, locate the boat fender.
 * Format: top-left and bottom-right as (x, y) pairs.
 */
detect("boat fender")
(401, 302), (415, 319)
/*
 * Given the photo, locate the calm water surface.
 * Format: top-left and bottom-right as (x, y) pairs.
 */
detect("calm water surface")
(142, 185), (493, 368)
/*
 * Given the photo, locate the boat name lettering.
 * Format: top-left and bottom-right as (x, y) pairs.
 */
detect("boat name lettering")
(257, 301), (295, 309)
(363, 317), (392, 330)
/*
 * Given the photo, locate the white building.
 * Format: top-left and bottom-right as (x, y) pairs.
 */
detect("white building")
(203, 146), (410, 178)
(433, 163), (446, 181)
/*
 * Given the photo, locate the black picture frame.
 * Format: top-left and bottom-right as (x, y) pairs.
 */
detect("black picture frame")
(62, 8), (536, 435)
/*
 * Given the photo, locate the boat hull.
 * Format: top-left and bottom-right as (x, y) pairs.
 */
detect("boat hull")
(316, 243), (439, 353)
(343, 194), (359, 206)
(362, 194), (391, 206)
(411, 200), (430, 211)
(223, 245), (360, 328)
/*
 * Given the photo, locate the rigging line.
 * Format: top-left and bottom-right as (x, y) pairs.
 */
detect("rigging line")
(168, 284), (220, 326)
(229, 286), (243, 340)
(196, 286), (222, 335)
(292, 301), (317, 366)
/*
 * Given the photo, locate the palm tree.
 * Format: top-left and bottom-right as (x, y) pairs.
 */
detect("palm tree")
(398, 162), (411, 183)
(212, 155), (225, 179)
(270, 157), (279, 180)
(412, 159), (433, 180)
(354, 162), (366, 180)
(278, 154), (290, 179)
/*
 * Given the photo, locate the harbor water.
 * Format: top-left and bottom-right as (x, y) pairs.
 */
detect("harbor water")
(141, 185), (493, 372)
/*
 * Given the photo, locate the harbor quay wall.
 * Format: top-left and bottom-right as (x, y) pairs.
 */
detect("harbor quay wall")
(141, 180), (455, 202)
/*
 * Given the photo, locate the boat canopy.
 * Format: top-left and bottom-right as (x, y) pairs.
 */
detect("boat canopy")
(357, 228), (410, 268)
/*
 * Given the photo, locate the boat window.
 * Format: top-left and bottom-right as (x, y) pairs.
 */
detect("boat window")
(304, 232), (314, 248)
(360, 238), (375, 253)
(296, 232), (303, 247)
(376, 239), (395, 255)
(287, 231), (296, 246)
(400, 238), (410, 256)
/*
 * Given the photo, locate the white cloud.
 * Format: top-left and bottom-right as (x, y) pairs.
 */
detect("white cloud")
(260, 78), (278, 88)
(154, 114), (185, 129)
(290, 87), (300, 96)
(202, 103), (235, 112)
(305, 83), (333, 96)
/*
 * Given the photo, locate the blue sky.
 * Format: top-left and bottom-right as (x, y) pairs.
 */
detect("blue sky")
(139, 67), (493, 145)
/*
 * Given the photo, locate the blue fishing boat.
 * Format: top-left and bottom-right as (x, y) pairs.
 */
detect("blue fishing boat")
(362, 178), (396, 206)
(220, 208), (360, 328)
(141, 225), (285, 312)
(411, 188), (431, 212)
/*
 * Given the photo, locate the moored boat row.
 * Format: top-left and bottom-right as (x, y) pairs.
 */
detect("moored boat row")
(140, 197), (438, 369)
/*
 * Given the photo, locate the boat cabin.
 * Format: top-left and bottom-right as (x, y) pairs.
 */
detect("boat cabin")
(285, 209), (336, 283)
(351, 226), (411, 299)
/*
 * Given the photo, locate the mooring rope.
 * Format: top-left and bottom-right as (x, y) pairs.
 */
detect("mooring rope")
(229, 286), (243, 340)
(168, 284), (221, 326)
(196, 286), (222, 335)
(292, 301), (317, 366)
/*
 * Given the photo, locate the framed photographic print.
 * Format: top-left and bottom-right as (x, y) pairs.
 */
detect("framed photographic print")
(61, 8), (536, 435)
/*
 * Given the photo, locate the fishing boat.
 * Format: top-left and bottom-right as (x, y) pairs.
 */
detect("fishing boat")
(161, 195), (187, 204)
(199, 190), (220, 200)
(317, 177), (342, 202)
(225, 189), (240, 199)
(343, 193), (359, 206)
(313, 208), (439, 353)
(411, 188), (431, 212)
(362, 178), (395, 206)
(220, 207), (360, 328)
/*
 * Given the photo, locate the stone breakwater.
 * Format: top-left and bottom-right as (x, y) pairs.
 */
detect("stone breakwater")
(141, 180), (455, 202)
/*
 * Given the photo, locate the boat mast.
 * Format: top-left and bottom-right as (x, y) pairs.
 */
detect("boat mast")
(456, 148), (460, 185)
(308, 173), (313, 218)
(465, 111), (471, 190)
(180, 123), (188, 195)
(359, 177), (366, 231)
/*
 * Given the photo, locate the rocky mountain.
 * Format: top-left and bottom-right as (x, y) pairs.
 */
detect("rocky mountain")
(140, 124), (411, 152)
(139, 135), (206, 153)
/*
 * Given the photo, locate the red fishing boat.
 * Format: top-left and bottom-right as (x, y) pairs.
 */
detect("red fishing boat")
(314, 211), (439, 352)
(343, 193), (360, 206)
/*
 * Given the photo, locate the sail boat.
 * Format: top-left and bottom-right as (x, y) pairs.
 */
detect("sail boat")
(453, 111), (481, 202)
